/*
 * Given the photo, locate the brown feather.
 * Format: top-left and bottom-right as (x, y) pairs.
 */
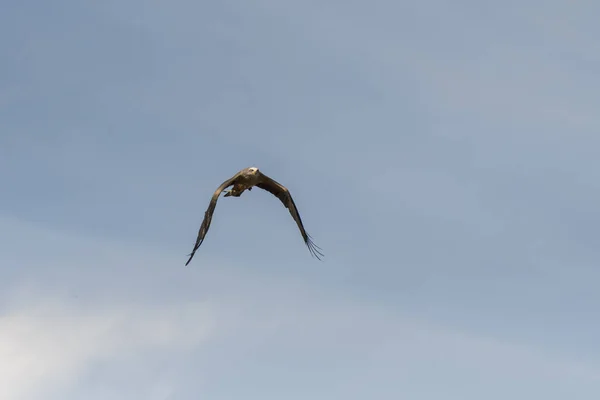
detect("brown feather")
(185, 173), (241, 266)
(256, 173), (324, 260)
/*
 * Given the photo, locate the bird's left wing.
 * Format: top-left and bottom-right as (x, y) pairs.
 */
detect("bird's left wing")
(256, 173), (324, 260)
(185, 173), (240, 266)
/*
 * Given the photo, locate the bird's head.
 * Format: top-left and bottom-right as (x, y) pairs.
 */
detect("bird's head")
(248, 167), (259, 174)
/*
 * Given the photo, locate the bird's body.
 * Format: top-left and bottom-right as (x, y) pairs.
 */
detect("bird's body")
(185, 166), (323, 266)
(223, 167), (260, 197)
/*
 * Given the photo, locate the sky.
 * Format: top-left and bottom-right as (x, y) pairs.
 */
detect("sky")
(1, 0), (600, 398)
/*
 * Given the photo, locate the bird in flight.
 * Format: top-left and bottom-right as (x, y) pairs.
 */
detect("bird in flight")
(185, 166), (323, 266)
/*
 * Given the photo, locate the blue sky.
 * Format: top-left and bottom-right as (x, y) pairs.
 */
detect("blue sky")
(2, 0), (600, 398)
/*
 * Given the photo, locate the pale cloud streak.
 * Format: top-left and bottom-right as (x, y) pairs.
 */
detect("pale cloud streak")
(0, 289), (213, 400)
(4, 216), (600, 399)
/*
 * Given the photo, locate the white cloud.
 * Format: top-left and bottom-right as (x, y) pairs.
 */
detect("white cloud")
(1, 215), (600, 399)
(0, 294), (213, 400)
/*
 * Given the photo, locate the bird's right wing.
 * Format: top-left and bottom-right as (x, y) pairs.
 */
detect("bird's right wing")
(255, 173), (324, 260)
(185, 174), (240, 266)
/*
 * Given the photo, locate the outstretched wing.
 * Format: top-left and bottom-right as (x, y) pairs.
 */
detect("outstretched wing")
(185, 174), (240, 266)
(256, 173), (324, 260)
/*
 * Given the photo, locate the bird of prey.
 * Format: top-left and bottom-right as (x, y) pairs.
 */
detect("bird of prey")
(185, 166), (323, 266)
